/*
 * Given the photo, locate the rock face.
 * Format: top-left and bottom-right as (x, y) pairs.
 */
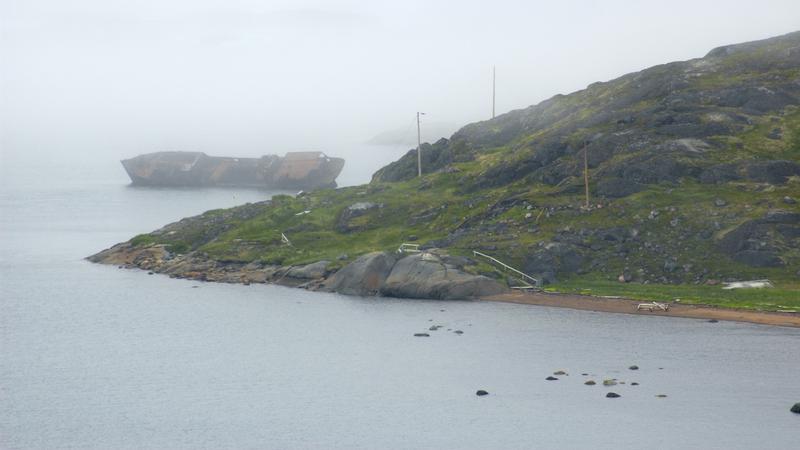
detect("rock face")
(326, 252), (397, 296)
(380, 253), (507, 300)
(718, 210), (800, 267)
(335, 202), (385, 233)
(523, 243), (584, 284)
(90, 240), (506, 302)
(286, 261), (330, 280)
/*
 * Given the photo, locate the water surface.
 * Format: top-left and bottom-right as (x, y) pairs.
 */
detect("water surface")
(1, 158), (798, 449)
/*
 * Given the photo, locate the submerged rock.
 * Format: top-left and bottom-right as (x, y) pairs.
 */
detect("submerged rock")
(546, 376), (559, 381)
(629, 365), (639, 370)
(476, 390), (489, 396)
(585, 380), (597, 386)
(606, 392), (621, 398)
(413, 333), (430, 337)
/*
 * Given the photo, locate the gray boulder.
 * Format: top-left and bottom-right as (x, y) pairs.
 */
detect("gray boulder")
(326, 252), (398, 296)
(380, 253), (507, 300)
(791, 403), (800, 414)
(286, 261), (330, 279)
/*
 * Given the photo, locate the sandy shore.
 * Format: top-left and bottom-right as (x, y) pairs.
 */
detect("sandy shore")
(483, 291), (800, 328)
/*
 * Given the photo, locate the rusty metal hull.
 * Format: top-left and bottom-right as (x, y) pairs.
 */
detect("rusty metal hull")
(121, 151), (344, 190)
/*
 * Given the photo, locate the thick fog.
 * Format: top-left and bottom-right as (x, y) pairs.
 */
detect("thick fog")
(2, 0), (799, 182)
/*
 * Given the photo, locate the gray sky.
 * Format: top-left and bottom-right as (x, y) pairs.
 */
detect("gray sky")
(2, 0), (799, 167)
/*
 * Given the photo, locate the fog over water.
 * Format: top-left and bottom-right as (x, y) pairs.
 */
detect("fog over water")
(3, 0), (800, 172)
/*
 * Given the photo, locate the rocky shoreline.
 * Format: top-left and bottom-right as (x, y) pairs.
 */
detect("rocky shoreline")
(87, 244), (507, 300)
(88, 242), (800, 328)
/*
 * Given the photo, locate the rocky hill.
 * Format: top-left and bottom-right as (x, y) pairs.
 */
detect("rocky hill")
(90, 31), (800, 307)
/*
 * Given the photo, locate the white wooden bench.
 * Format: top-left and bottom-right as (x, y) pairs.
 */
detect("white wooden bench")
(636, 302), (669, 312)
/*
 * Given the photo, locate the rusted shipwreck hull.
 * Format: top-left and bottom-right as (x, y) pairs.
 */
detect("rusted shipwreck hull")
(121, 151), (345, 190)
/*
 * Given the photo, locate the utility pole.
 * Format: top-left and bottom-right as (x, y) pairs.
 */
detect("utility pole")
(417, 112), (425, 177)
(492, 66), (496, 119)
(583, 142), (590, 209)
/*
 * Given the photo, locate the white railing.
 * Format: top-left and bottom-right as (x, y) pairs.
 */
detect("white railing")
(472, 250), (538, 288)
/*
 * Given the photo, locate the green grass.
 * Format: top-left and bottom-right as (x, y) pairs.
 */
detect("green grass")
(549, 277), (800, 311)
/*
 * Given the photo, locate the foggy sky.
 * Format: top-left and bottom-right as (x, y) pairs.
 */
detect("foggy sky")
(2, 0), (800, 167)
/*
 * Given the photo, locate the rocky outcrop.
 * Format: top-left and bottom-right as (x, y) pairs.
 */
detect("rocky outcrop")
(380, 252), (506, 300)
(89, 243), (505, 301)
(286, 261), (331, 280)
(718, 210), (800, 267)
(335, 202), (384, 233)
(325, 252), (397, 296)
(523, 242), (585, 284)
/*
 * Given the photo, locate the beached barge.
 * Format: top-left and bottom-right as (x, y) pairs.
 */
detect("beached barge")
(121, 151), (345, 190)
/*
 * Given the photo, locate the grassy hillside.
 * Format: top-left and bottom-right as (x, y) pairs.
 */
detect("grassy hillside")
(122, 32), (800, 310)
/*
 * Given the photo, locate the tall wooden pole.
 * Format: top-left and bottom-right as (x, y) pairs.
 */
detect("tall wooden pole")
(583, 142), (590, 208)
(417, 112), (422, 177)
(492, 66), (496, 119)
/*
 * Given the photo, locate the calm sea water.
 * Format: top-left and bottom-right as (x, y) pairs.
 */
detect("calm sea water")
(1, 155), (799, 449)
